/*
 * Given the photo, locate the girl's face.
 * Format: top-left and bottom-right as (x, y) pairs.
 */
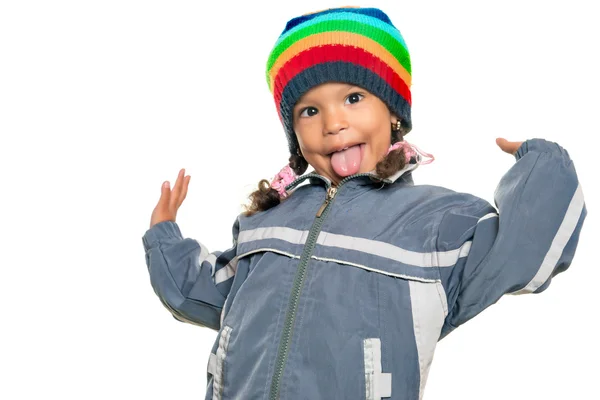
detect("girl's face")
(292, 82), (397, 186)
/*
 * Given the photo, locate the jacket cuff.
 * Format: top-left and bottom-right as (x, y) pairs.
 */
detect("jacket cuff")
(515, 138), (565, 161)
(142, 220), (183, 251)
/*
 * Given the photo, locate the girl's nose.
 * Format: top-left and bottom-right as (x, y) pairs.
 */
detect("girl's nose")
(322, 108), (349, 135)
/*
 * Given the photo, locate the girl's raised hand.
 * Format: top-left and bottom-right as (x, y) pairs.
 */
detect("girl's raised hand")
(150, 168), (191, 228)
(496, 137), (524, 156)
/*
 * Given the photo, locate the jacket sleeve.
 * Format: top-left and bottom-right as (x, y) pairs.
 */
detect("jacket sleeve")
(141, 217), (240, 331)
(436, 138), (587, 340)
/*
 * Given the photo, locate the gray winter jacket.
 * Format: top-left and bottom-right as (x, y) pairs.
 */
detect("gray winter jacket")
(142, 138), (587, 400)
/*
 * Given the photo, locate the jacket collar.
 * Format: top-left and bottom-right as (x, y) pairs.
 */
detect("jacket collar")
(285, 158), (420, 193)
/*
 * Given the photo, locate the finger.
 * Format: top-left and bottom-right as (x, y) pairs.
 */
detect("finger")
(170, 168), (185, 208)
(178, 175), (190, 207)
(496, 137), (517, 154)
(496, 137), (508, 149)
(174, 168), (185, 193)
(159, 181), (171, 204)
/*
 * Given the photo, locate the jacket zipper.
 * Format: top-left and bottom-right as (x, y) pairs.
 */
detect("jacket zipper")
(269, 172), (378, 400)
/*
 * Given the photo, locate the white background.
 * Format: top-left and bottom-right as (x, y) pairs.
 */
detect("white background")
(1, 0), (598, 399)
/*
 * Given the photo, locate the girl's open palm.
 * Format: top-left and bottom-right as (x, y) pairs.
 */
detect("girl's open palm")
(150, 168), (191, 228)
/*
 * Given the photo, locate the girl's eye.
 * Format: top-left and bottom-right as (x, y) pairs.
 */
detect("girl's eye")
(300, 107), (318, 118)
(346, 93), (364, 104)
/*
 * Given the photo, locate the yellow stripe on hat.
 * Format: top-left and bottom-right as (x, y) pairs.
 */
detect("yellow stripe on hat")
(268, 31), (411, 91)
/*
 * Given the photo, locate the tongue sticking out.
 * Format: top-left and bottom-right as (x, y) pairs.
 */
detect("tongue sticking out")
(330, 144), (363, 177)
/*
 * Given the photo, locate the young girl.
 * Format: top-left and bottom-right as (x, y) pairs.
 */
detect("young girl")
(142, 6), (586, 400)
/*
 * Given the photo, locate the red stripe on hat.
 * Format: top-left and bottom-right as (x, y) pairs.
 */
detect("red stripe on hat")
(274, 44), (411, 116)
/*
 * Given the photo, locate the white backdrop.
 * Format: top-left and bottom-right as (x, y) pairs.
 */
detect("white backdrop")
(1, 0), (598, 399)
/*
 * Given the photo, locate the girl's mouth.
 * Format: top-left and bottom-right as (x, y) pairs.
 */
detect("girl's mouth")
(330, 143), (365, 176)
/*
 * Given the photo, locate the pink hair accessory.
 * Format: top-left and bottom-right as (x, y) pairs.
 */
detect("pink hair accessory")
(270, 164), (298, 199)
(270, 141), (432, 199)
(387, 140), (435, 165)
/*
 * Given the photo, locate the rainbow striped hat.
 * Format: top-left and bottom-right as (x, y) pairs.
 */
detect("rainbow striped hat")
(266, 6), (412, 156)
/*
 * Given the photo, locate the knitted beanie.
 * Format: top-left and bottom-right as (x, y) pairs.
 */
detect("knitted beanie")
(266, 6), (412, 157)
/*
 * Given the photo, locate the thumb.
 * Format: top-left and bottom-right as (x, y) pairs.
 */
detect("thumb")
(496, 137), (508, 149)
(496, 137), (520, 155)
(160, 181), (171, 202)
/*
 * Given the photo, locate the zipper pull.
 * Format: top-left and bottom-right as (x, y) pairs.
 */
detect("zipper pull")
(316, 186), (337, 217)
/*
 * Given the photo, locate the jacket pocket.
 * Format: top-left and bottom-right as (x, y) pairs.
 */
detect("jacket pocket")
(218, 248), (293, 329)
(363, 338), (392, 400)
(370, 273), (448, 400)
(207, 325), (233, 400)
